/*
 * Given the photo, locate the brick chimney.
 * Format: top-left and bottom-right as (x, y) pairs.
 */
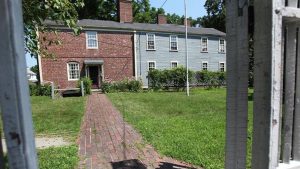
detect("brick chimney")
(118, 0), (133, 23)
(184, 18), (191, 27)
(157, 14), (167, 24)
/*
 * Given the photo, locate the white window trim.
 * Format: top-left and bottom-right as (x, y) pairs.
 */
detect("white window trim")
(67, 62), (80, 81)
(86, 31), (98, 49)
(202, 61), (208, 71)
(147, 61), (156, 70)
(146, 33), (156, 51)
(201, 37), (208, 53)
(170, 61), (179, 68)
(219, 38), (226, 53)
(169, 35), (179, 51)
(219, 62), (226, 72)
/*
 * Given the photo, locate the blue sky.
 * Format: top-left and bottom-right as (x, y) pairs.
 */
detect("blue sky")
(26, 0), (206, 68)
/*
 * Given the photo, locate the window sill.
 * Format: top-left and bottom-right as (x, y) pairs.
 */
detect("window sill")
(86, 47), (98, 49)
(146, 49), (156, 51)
(201, 51), (209, 53)
(170, 50), (178, 52)
(68, 79), (79, 81)
(277, 161), (300, 169)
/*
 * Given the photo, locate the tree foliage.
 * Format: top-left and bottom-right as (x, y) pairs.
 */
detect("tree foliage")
(23, 0), (84, 57)
(200, 0), (226, 32)
(77, 0), (117, 20)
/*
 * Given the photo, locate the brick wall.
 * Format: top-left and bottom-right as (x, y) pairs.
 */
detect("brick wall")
(40, 30), (134, 89)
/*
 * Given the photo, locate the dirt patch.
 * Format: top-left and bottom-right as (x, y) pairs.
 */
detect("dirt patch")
(1, 137), (70, 153)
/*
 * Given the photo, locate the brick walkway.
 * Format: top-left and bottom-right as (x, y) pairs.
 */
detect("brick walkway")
(78, 93), (199, 169)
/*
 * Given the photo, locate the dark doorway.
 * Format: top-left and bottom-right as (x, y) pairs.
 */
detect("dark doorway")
(89, 66), (99, 89)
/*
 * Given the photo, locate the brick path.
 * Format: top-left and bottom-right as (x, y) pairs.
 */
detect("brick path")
(78, 93), (199, 169)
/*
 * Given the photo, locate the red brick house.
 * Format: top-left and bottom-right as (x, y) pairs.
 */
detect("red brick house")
(40, 0), (134, 89)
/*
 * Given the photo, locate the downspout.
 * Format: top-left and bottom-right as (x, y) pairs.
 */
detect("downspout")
(139, 33), (142, 77)
(36, 27), (43, 84)
(134, 30), (137, 80)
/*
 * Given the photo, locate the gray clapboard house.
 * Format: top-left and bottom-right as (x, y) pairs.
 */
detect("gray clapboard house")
(135, 29), (226, 87)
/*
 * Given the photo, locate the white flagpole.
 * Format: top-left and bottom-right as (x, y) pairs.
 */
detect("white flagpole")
(184, 0), (189, 96)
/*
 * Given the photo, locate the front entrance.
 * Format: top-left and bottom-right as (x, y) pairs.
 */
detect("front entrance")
(88, 66), (100, 89)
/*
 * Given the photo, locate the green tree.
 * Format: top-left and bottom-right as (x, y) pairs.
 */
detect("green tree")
(30, 65), (39, 74)
(23, 0), (84, 57)
(77, 0), (117, 20)
(200, 0), (225, 32)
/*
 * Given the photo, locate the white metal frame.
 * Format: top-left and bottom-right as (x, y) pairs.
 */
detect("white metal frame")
(0, 0), (38, 168)
(201, 37), (208, 53)
(146, 33), (156, 50)
(86, 31), (98, 49)
(67, 62), (80, 81)
(169, 35), (179, 51)
(147, 61), (156, 70)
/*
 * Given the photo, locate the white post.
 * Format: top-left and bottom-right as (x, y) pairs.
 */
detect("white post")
(0, 131), (4, 169)
(184, 0), (189, 96)
(81, 81), (85, 96)
(51, 82), (55, 99)
(0, 0), (38, 168)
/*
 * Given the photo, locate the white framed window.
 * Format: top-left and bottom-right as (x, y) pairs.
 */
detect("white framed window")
(171, 61), (178, 68)
(67, 62), (80, 80)
(86, 31), (98, 49)
(148, 61), (156, 70)
(219, 39), (226, 53)
(202, 61), (208, 71)
(219, 62), (225, 72)
(146, 33), (156, 50)
(170, 35), (178, 51)
(201, 37), (208, 52)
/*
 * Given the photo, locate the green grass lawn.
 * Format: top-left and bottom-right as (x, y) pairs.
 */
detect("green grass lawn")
(0, 96), (86, 169)
(31, 96), (86, 141)
(108, 88), (253, 169)
(31, 96), (86, 169)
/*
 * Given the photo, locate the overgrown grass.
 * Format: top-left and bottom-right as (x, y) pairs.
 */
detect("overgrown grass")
(108, 88), (253, 169)
(31, 96), (86, 141)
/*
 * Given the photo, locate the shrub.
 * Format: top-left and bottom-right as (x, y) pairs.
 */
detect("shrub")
(29, 83), (51, 96)
(77, 77), (92, 95)
(101, 79), (142, 93)
(148, 67), (194, 91)
(195, 71), (226, 88)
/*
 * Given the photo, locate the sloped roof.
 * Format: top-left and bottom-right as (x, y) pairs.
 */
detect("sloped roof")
(44, 19), (226, 37)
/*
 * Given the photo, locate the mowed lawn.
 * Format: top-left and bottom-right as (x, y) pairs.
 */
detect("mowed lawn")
(31, 96), (86, 141)
(31, 96), (86, 169)
(108, 88), (253, 169)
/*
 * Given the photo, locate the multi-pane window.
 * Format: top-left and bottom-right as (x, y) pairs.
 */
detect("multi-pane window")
(147, 34), (155, 50)
(148, 61), (156, 70)
(170, 35), (178, 51)
(86, 31), (98, 49)
(68, 62), (80, 80)
(202, 62), (208, 71)
(201, 38), (208, 52)
(219, 39), (226, 53)
(219, 62), (225, 72)
(171, 61), (178, 68)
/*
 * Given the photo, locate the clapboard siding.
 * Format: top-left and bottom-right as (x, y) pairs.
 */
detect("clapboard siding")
(136, 32), (226, 86)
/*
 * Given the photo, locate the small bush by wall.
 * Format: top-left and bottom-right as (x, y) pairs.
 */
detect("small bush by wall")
(195, 71), (226, 88)
(29, 83), (51, 96)
(101, 79), (142, 93)
(77, 77), (92, 95)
